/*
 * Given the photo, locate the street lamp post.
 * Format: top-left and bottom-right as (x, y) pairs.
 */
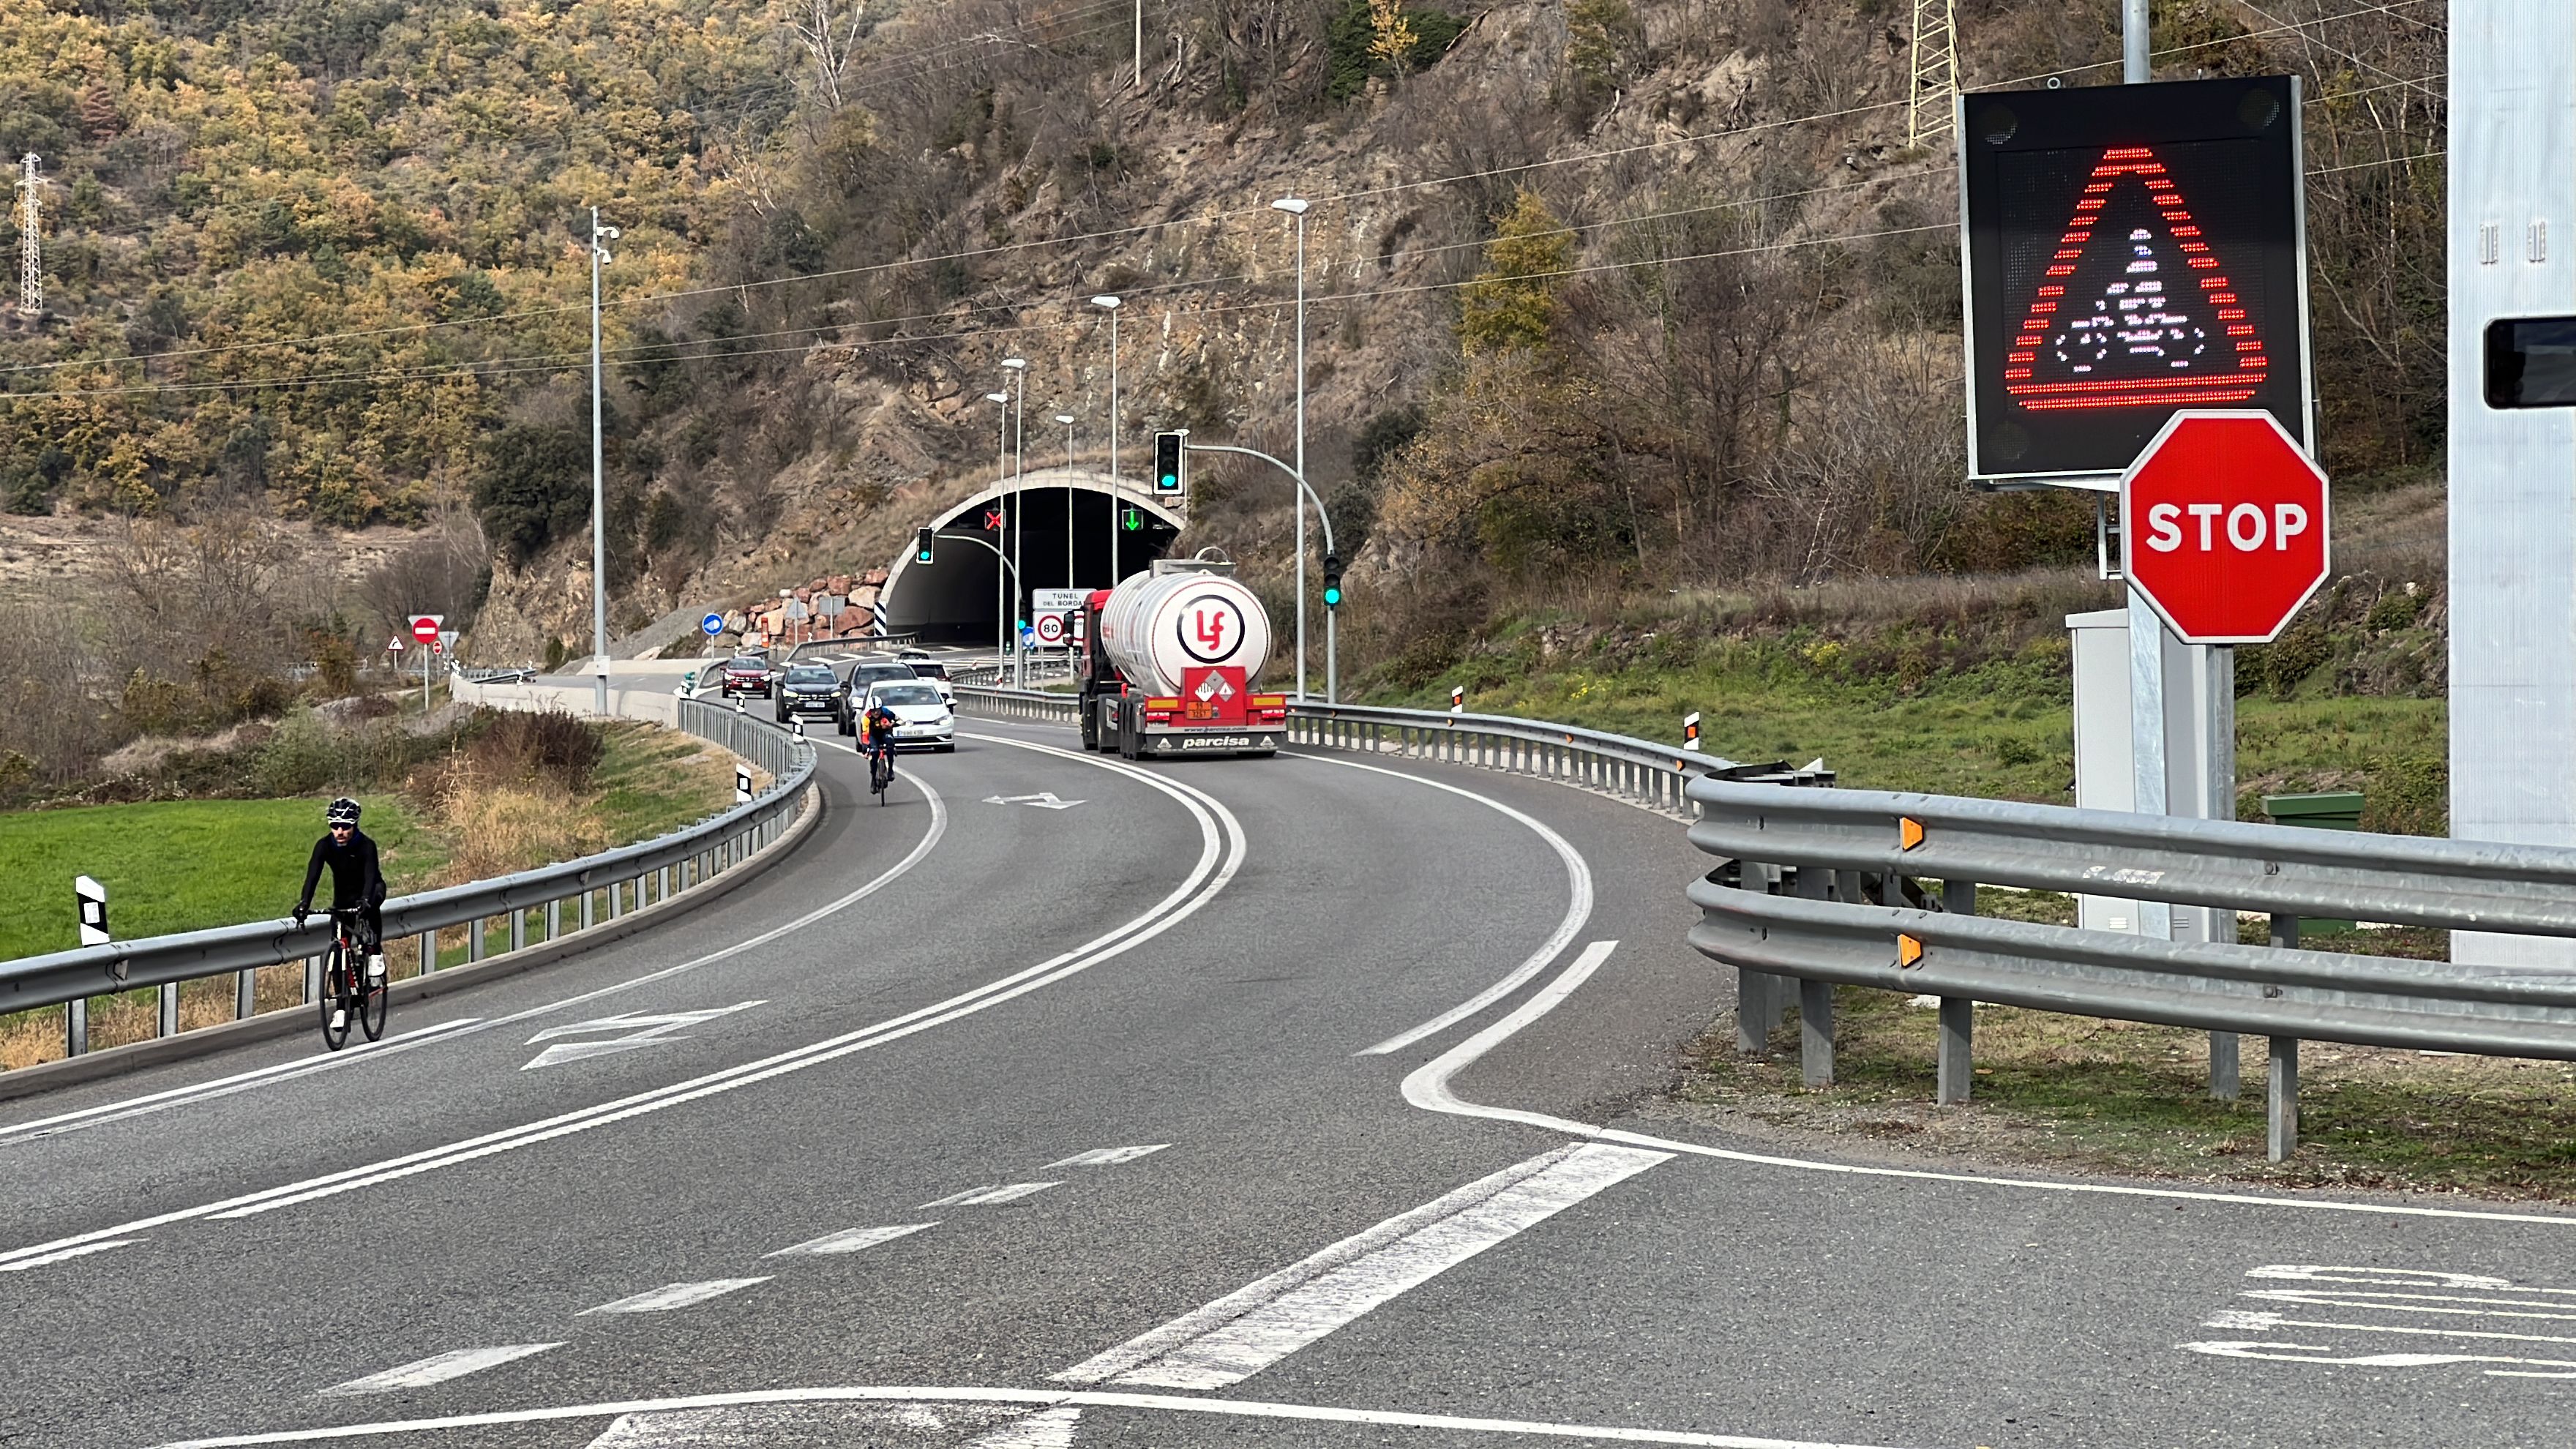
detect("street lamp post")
(1055, 411), (1077, 613)
(588, 207), (621, 717)
(1091, 295), (1122, 588)
(1002, 357), (1027, 686)
(1270, 197), (1314, 702)
(986, 389), (1010, 667)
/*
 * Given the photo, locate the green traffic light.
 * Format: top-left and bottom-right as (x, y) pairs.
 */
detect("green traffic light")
(1323, 585), (1343, 607)
(1121, 506), (1142, 531)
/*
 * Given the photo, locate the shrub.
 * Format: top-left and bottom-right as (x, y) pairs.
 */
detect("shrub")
(466, 709), (603, 793)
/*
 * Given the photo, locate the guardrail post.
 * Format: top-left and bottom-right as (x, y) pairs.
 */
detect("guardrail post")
(66, 998), (86, 1057)
(509, 906), (525, 951)
(1936, 877), (1977, 1105)
(580, 886), (596, 930)
(466, 918), (484, 963)
(237, 967), (255, 1019)
(2267, 1036), (2299, 1161)
(159, 981), (178, 1038)
(422, 929), (437, 975)
(1800, 978), (1835, 1087)
(607, 880), (624, 920)
(546, 898), (561, 942)
(305, 953), (322, 1003)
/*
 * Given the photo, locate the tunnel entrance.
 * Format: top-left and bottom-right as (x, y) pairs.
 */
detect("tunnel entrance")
(878, 469), (1183, 647)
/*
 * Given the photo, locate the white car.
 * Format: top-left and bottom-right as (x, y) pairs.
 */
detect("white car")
(905, 656), (957, 705)
(864, 680), (956, 752)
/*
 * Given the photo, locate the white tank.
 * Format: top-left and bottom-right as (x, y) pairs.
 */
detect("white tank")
(1097, 565), (1272, 697)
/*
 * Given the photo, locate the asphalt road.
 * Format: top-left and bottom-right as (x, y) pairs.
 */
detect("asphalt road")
(4, 714), (2575, 1449)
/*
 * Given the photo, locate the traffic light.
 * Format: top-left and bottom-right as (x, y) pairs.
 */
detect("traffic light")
(914, 528), (935, 564)
(1151, 430), (1186, 493)
(1322, 552), (1343, 608)
(1120, 505), (1142, 531)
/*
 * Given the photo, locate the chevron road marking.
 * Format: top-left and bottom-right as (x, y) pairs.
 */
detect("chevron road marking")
(918, 1183), (1060, 1208)
(765, 1222), (939, 1258)
(1046, 1144), (1167, 1167)
(582, 1278), (771, 1315)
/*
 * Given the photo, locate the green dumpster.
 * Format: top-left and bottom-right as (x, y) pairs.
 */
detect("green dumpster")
(2261, 791), (2364, 934)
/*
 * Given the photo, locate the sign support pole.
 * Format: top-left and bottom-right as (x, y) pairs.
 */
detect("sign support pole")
(2112, 2), (2236, 1093)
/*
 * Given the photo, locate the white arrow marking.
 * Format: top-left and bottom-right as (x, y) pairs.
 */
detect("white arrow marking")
(523, 1003), (763, 1070)
(967, 1407), (1084, 1446)
(982, 793), (1085, 809)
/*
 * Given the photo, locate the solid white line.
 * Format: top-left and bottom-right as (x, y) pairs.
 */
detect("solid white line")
(1313, 752), (2576, 1230)
(581, 1278), (770, 1314)
(152, 1384), (1920, 1448)
(0, 1239), (137, 1271)
(1277, 753), (1590, 1056)
(0, 749), (946, 1149)
(765, 1223), (938, 1257)
(1046, 1144), (1168, 1167)
(316, 1344), (560, 1397)
(1102, 1143), (1670, 1390)
(919, 1182), (1061, 1208)
(0, 741), (1239, 1264)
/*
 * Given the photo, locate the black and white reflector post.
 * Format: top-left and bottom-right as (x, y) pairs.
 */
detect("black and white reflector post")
(1683, 712), (1703, 752)
(735, 765), (752, 804)
(1450, 686), (1464, 714)
(70, 874), (106, 1056)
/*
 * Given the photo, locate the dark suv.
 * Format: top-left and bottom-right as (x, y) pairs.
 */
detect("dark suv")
(775, 662), (840, 724)
(838, 659), (923, 735)
(719, 655), (774, 698)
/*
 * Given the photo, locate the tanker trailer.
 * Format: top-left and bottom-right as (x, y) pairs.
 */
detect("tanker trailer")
(1077, 553), (1284, 758)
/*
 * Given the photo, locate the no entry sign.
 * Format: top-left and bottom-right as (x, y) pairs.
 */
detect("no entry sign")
(2120, 410), (2329, 644)
(410, 614), (443, 644)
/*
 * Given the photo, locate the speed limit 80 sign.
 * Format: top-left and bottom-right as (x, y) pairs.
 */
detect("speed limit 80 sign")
(2120, 410), (2328, 645)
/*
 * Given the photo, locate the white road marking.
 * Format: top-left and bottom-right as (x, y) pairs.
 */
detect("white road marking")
(0, 1018), (487, 1146)
(582, 1278), (771, 1314)
(522, 1002), (764, 1070)
(0, 1239), (137, 1271)
(2182, 1340), (2576, 1377)
(1303, 751), (2576, 1229)
(0, 746), (1237, 1265)
(152, 1384), (1920, 1448)
(584, 1402), (1031, 1446)
(1055, 1141), (1669, 1390)
(1046, 1145), (1168, 1168)
(984, 792), (1085, 809)
(1276, 754), (1589, 1057)
(920, 1183), (1060, 1208)
(966, 1407), (1083, 1446)
(765, 1222), (938, 1257)
(317, 1344), (559, 1397)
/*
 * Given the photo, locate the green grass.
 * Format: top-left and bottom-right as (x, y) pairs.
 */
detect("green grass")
(0, 795), (443, 962)
(586, 722), (738, 844)
(1379, 629), (2449, 828)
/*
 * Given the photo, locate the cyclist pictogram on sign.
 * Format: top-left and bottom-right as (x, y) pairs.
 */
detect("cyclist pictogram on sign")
(2003, 147), (2268, 413)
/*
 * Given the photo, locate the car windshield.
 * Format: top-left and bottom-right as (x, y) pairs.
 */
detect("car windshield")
(728, 657), (767, 670)
(785, 666), (834, 686)
(908, 662), (949, 680)
(873, 684), (940, 706)
(855, 664), (913, 682)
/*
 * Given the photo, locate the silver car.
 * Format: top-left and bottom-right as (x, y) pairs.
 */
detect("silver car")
(864, 680), (955, 752)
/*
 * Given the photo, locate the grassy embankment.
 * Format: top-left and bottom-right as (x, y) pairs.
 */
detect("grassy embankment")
(0, 719), (735, 1069)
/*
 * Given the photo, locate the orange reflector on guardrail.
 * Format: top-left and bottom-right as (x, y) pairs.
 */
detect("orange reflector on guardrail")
(1897, 933), (1924, 967)
(1899, 817), (1925, 850)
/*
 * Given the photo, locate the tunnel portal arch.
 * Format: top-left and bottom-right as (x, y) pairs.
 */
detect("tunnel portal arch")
(877, 467), (1185, 645)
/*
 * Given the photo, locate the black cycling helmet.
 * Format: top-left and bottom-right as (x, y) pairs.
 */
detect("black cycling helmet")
(326, 797), (362, 827)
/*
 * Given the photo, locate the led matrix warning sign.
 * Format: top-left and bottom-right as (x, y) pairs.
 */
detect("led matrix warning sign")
(1960, 76), (2311, 484)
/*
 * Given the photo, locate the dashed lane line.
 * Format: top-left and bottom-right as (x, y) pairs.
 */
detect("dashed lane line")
(918, 1183), (1060, 1208)
(764, 1223), (938, 1258)
(581, 1278), (771, 1315)
(317, 1344), (560, 1398)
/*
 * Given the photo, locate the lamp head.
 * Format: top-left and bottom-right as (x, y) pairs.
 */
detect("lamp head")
(1270, 197), (1309, 216)
(1054, 414), (1075, 425)
(1000, 357), (1026, 370)
(1090, 294), (1121, 310)
(986, 392), (1008, 403)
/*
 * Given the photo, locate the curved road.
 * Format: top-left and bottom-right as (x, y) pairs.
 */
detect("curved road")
(3, 718), (2572, 1448)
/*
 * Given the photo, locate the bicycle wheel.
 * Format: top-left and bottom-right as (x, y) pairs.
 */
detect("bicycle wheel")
(318, 943), (353, 1050)
(359, 956), (389, 1042)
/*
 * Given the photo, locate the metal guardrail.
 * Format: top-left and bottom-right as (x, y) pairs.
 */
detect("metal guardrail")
(951, 686), (1825, 817)
(3, 697), (817, 1060)
(453, 666), (539, 684)
(1686, 778), (2576, 1160)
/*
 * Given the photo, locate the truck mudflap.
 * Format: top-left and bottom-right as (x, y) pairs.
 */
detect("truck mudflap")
(1141, 727), (1284, 757)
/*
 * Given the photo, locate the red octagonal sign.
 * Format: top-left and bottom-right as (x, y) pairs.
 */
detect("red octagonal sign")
(2120, 411), (2329, 645)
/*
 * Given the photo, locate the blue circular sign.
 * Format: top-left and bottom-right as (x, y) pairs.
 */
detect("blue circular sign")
(700, 613), (724, 636)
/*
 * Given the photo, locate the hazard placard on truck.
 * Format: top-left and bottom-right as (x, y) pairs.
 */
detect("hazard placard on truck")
(1077, 553), (1284, 759)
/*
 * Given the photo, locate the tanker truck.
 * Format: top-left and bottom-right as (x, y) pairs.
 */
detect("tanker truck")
(1077, 553), (1286, 758)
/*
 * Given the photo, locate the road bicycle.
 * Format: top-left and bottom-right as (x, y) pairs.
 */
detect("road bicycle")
(314, 907), (388, 1050)
(867, 738), (896, 804)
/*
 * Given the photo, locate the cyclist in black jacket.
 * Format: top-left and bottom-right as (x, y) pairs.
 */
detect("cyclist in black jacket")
(295, 798), (387, 1025)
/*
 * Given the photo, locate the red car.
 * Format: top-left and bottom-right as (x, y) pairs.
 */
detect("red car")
(719, 655), (774, 698)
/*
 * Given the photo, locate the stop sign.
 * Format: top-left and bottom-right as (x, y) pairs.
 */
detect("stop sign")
(410, 614), (443, 644)
(2120, 411), (2329, 645)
